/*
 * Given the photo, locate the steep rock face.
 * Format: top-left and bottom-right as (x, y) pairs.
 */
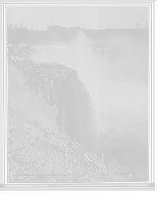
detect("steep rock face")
(8, 45), (96, 148)
(7, 63), (105, 182)
(7, 63), (133, 182)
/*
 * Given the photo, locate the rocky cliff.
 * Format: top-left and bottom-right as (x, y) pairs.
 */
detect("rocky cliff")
(7, 45), (120, 183)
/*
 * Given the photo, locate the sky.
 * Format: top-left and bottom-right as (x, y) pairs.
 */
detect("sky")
(6, 6), (149, 30)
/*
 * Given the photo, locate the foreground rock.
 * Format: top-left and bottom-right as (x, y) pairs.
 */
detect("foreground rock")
(7, 45), (116, 183)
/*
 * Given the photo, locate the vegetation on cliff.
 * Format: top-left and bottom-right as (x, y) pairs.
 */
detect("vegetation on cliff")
(7, 61), (126, 182)
(7, 45), (126, 183)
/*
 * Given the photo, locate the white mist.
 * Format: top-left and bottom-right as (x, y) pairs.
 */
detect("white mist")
(31, 32), (148, 155)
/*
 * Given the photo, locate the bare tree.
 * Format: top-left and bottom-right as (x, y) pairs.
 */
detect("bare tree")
(7, 24), (30, 63)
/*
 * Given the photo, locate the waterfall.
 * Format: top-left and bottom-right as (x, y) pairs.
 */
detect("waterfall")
(49, 69), (97, 150)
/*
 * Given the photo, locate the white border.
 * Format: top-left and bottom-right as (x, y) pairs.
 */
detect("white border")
(148, 3), (152, 182)
(3, 3), (151, 8)
(3, 3), (8, 185)
(1, 182), (154, 188)
(3, 3), (153, 187)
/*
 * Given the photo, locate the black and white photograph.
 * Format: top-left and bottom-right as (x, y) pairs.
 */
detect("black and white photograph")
(0, 0), (155, 191)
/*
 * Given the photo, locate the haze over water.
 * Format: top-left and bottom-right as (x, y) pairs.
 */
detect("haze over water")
(7, 5), (149, 140)
(30, 31), (148, 139)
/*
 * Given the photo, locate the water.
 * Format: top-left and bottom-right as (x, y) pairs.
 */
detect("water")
(30, 32), (148, 141)
(45, 67), (97, 151)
